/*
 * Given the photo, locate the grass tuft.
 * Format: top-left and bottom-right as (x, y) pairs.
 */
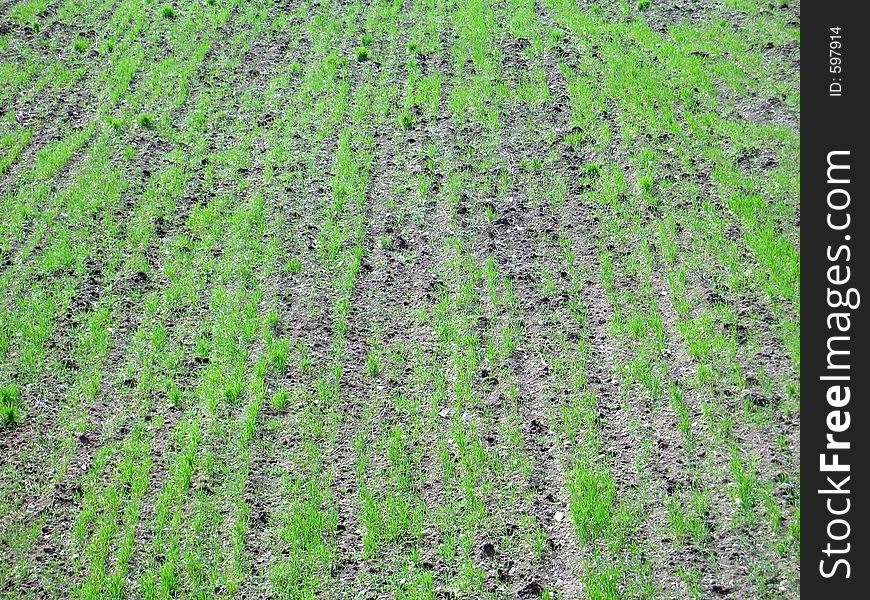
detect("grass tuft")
(270, 389), (289, 411)
(285, 257), (303, 274)
(1, 384), (21, 428)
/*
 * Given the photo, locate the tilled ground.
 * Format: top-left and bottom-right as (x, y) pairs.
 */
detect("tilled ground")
(1, 1), (799, 598)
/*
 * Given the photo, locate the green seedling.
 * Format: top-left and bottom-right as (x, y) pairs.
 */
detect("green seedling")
(286, 256), (303, 274)
(1, 384), (21, 428)
(270, 389), (290, 411)
(365, 348), (380, 377)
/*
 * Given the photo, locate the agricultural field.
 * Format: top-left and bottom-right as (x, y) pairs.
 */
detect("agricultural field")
(0, 0), (800, 598)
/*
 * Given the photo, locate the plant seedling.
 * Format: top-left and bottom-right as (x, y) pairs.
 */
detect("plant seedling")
(399, 110), (412, 130)
(270, 389), (289, 411)
(286, 257), (302, 274)
(1, 384), (21, 428)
